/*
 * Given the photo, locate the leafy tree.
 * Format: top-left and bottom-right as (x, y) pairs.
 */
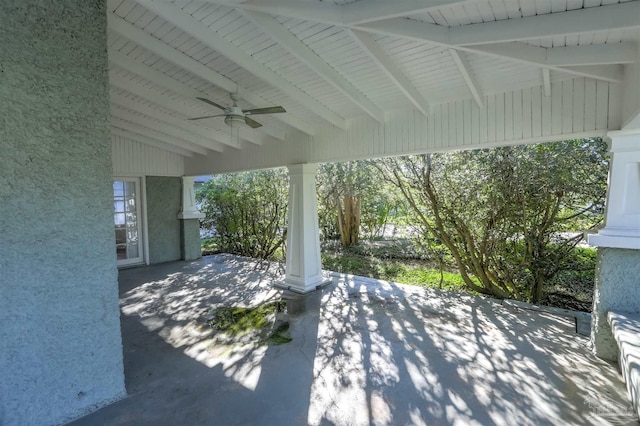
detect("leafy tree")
(317, 162), (364, 246)
(318, 161), (401, 245)
(374, 139), (608, 302)
(197, 169), (288, 260)
(360, 187), (404, 240)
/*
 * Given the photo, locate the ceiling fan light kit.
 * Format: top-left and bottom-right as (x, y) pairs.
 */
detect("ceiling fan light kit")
(224, 115), (246, 128)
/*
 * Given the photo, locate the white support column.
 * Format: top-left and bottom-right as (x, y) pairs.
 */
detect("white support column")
(177, 176), (205, 220)
(588, 131), (640, 249)
(587, 129), (640, 360)
(279, 164), (328, 293)
(177, 176), (205, 261)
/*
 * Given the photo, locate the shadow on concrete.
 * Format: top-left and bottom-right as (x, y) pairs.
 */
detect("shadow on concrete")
(70, 255), (319, 425)
(70, 255), (636, 426)
(312, 275), (636, 425)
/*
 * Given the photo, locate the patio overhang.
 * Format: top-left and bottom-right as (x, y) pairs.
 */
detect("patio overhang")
(2, 1), (640, 424)
(103, 0), (640, 173)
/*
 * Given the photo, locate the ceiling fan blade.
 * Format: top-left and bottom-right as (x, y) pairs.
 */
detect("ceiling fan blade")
(188, 114), (226, 121)
(196, 97), (227, 111)
(244, 116), (263, 128)
(243, 106), (286, 115)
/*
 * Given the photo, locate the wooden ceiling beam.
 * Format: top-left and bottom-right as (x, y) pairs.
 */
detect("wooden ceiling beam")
(244, 10), (385, 123)
(137, 0), (347, 129)
(107, 12), (316, 135)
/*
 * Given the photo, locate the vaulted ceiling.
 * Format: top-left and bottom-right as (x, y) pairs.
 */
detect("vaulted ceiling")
(106, 0), (640, 158)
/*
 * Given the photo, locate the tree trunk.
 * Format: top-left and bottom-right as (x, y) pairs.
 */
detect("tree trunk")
(336, 194), (361, 247)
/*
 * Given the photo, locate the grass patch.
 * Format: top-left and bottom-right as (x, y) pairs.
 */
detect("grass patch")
(322, 249), (473, 294)
(322, 241), (596, 311)
(201, 237), (218, 256)
(390, 266), (476, 293)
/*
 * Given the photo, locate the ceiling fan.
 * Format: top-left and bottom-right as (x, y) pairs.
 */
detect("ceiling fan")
(188, 93), (286, 129)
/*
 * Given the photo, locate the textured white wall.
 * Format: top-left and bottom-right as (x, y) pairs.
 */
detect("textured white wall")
(0, 1), (126, 425)
(185, 79), (621, 175)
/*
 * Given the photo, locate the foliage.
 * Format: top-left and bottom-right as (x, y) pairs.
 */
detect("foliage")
(197, 169), (288, 261)
(317, 162), (363, 246)
(201, 237), (218, 255)
(322, 241), (596, 310)
(373, 139), (608, 302)
(321, 246), (473, 293)
(542, 246), (597, 311)
(317, 161), (402, 245)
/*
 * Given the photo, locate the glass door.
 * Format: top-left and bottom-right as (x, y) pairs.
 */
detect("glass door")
(113, 179), (144, 267)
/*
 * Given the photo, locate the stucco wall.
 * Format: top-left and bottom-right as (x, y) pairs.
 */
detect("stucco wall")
(146, 176), (182, 264)
(591, 248), (640, 360)
(181, 219), (202, 261)
(0, 1), (126, 425)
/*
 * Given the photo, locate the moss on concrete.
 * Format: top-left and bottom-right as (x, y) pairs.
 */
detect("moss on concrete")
(206, 301), (291, 345)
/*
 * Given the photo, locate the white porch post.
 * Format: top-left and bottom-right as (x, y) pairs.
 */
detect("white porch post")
(588, 130), (640, 360)
(178, 176), (205, 260)
(280, 164), (328, 293)
(177, 176), (205, 220)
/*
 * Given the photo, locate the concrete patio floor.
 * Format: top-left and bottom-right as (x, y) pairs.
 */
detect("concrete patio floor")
(70, 254), (637, 426)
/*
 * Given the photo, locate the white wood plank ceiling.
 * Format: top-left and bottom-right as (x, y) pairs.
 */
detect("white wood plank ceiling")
(106, 0), (640, 157)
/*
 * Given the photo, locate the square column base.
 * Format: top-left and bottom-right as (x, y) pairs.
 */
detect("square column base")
(180, 219), (202, 261)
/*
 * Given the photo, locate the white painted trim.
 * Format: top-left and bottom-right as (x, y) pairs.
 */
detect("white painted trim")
(545, 43), (638, 66)
(622, 109), (640, 131)
(107, 13), (315, 136)
(110, 127), (193, 157)
(349, 29), (430, 117)
(471, 42), (635, 69)
(542, 69), (551, 98)
(141, 175), (150, 266)
(243, 10), (385, 123)
(224, 0), (344, 26)
(356, 19), (627, 82)
(587, 233), (640, 250)
(113, 176), (146, 267)
(110, 89), (242, 148)
(449, 49), (483, 109)
(110, 106), (226, 152)
(281, 163), (327, 293)
(184, 78), (620, 175)
(452, 1), (640, 46)
(341, 0), (471, 25)
(559, 65), (623, 84)
(110, 117), (211, 155)
(109, 50), (284, 142)
(177, 176), (206, 220)
(588, 131), (640, 249)
(212, 0), (471, 27)
(136, 0), (347, 129)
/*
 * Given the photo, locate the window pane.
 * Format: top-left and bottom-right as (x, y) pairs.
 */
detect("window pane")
(114, 200), (125, 213)
(125, 199), (136, 212)
(125, 182), (136, 197)
(115, 227), (126, 244)
(113, 181), (124, 197)
(114, 213), (125, 226)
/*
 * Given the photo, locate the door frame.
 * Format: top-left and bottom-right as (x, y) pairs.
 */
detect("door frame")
(113, 176), (148, 268)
